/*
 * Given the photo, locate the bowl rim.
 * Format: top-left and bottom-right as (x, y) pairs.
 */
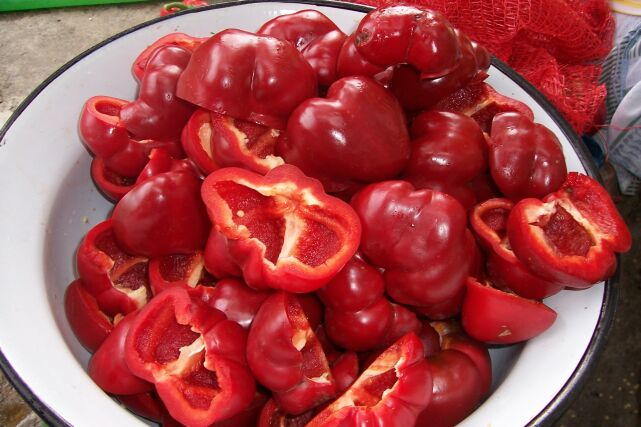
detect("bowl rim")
(0, 1), (617, 426)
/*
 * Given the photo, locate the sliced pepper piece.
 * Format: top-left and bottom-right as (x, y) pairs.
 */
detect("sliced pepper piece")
(507, 172), (632, 288)
(64, 279), (114, 353)
(76, 219), (150, 317)
(201, 164), (361, 292)
(90, 156), (136, 202)
(148, 251), (208, 295)
(247, 291), (336, 415)
(124, 287), (256, 427)
(470, 198), (564, 299)
(461, 277), (558, 344)
(306, 332), (433, 427)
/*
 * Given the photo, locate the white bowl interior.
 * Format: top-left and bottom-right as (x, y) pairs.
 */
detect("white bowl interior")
(0, 2), (603, 426)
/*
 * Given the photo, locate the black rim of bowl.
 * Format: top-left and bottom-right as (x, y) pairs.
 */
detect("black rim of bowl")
(0, 1), (617, 426)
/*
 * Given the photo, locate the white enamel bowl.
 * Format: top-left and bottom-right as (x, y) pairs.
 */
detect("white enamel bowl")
(0, 1), (614, 426)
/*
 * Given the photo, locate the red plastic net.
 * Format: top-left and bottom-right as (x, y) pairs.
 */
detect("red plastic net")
(356, 0), (615, 134)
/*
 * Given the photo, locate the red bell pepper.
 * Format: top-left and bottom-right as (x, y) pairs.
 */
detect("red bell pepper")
(390, 29), (490, 112)
(336, 32), (386, 79)
(125, 287), (256, 427)
(507, 172), (632, 288)
(209, 112), (284, 175)
(88, 312), (153, 395)
(258, 398), (316, 427)
(351, 180), (480, 319)
(257, 9), (346, 87)
(64, 279), (114, 353)
(330, 351), (359, 394)
(470, 198), (564, 299)
(416, 320), (492, 427)
(181, 109), (221, 175)
(353, 5), (460, 78)
(306, 333), (433, 427)
(135, 147), (199, 185)
(200, 164), (361, 292)
(90, 157), (136, 201)
(176, 29), (317, 130)
(247, 291), (336, 415)
(318, 254), (420, 351)
(148, 251), (208, 295)
(132, 33), (207, 81)
(461, 277), (558, 344)
(489, 112), (568, 200)
(112, 169), (210, 258)
(204, 278), (271, 329)
(278, 76), (410, 193)
(121, 45), (197, 141)
(404, 110), (488, 210)
(79, 96), (184, 178)
(116, 391), (164, 423)
(203, 227), (243, 279)
(434, 81), (534, 132)
(76, 219), (150, 317)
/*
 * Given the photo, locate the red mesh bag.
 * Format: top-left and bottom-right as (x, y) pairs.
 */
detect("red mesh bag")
(356, 0), (614, 134)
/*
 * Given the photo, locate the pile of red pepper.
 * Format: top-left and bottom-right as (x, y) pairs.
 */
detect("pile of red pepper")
(65, 5), (632, 427)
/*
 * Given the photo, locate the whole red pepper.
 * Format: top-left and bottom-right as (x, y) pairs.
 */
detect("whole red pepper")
(318, 254), (420, 351)
(176, 29), (317, 130)
(278, 76), (410, 193)
(247, 291), (336, 415)
(489, 111), (567, 200)
(404, 111), (488, 210)
(507, 172), (632, 288)
(200, 164), (361, 292)
(125, 287), (256, 427)
(132, 32), (207, 81)
(353, 5), (461, 78)
(76, 219), (150, 317)
(120, 45), (197, 141)
(112, 169), (210, 258)
(306, 333), (433, 427)
(470, 198), (564, 299)
(351, 180), (479, 319)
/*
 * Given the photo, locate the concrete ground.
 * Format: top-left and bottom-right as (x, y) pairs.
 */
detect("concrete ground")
(0, 2), (639, 426)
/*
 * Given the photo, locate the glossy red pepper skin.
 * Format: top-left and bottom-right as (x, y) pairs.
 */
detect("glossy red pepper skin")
(354, 5), (460, 78)
(301, 30), (348, 87)
(121, 45), (196, 141)
(112, 170), (210, 258)
(336, 32), (386, 79)
(247, 292), (336, 415)
(351, 180), (479, 319)
(177, 29), (317, 130)
(90, 157), (136, 201)
(279, 76), (410, 192)
(489, 112), (567, 200)
(88, 312), (153, 395)
(258, 398), (316, 427)
(181, 109), (221, 175)
(461, 277), (558, 344)
(64, 279), (114, 353)
(508, 172), (632, 288)
(117, 391), (164, 423)
(318, 254), (420, 351)
(306, 333), (433, 427)
(390, 30), (489, 112)
(200, 165), (361, 292)
(132, 33), (206, 81)
(416, 320), (492, 427)
(203, 227), (243, 279)
(209, 112), (284, 174)
(125, 287), (256, 427)
(76, 220), (150, 317)
(470, 198), (564, 299)
(205, 278), (271, 329)
(136, 147), (199, 184)
(405, 111), (488, 210)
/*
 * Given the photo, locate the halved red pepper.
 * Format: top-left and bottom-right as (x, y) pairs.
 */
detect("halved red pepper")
(318, 254), (420, 351)
(200, 164), (361, 292)
(306, 332), (433, 427)
(470, 198), (564, 299)
(176, 29), (317, 130)
(148, 251), (208, 295)
(132, 33), (206, 81)
(351, 180), (479, 319)
(90, 157), (136, 202)
(507, 173), (632, 288)
(64, 279), (114, 353)
(461, 277), (558, 344)
(181, 109), (221, 175)
(121, 45), (197, 141)
(247, 291), (336, 415)
(489, 112), (567, 200)
(125, 287), (256, 427)
(76, 219), (150, 317)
